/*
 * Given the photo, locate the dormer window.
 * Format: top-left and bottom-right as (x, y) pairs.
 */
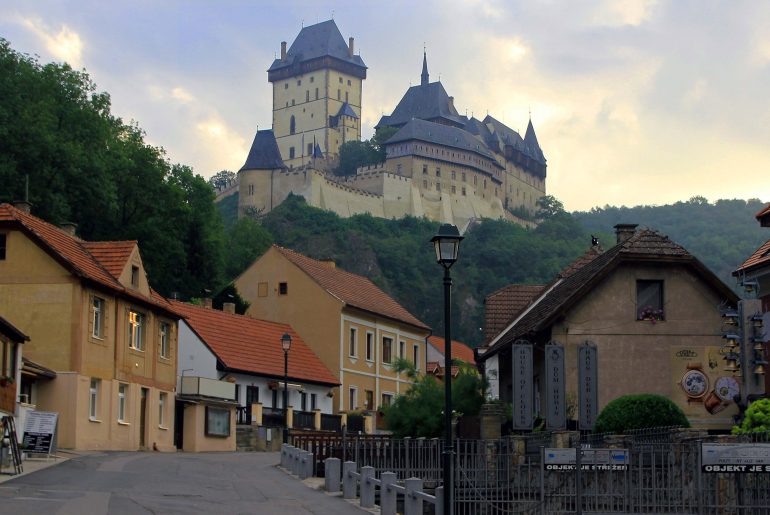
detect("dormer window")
(131, 266), (139, 287)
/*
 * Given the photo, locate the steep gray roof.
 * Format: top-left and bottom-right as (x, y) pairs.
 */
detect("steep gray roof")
(336, 102), (359, 119)
(524, 119), (546, 164)
(376, 81), (464, 129)
(385, 118), (501, 164)
(240, 130), (284, 171)
(268, 20), (366, 73)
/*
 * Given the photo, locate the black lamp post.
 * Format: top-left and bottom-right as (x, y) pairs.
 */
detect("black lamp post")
(430, 223), (463, 515)
(281, 332), (292, 444)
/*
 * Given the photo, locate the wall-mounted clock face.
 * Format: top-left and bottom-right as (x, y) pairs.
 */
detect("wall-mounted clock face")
(715, 376), (740, 402)
(681, 369), (708, 398)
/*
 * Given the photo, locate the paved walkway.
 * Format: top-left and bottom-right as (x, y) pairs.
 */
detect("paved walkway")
(0, 451), (366, 514)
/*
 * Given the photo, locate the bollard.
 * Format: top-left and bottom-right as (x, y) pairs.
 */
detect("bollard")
(434, 486), (444, 515)
(404, 477), (423, 515)
(342, 461), (357, 499)
(280, 444), (288, 468)
(325, 458), (341, 492)
(380, 472), (397, 515)
(291, 448), (300, 476)
(299, 452), (309, 479)
(303, 451), (314, 479)
(360, 466), (375, 508)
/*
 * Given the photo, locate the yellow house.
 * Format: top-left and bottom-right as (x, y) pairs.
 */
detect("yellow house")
(0, 202), (180, 450)
(235, 245), (430, 414)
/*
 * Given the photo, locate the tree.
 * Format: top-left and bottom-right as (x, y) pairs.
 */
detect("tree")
(732, 398), (770, 434)
(536, 195), (565, 219)
(594, 394), (690, 434)
(208, 170), (235, 190)
(336, 140), (378, 176)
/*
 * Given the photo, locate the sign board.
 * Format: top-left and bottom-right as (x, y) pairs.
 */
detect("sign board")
(578, 342), (598, 431)
(22, 411), (58, 455)
(545, 343), (566, 430)
(512, 344), (533, 430)
(544, 448), (629, 471)
(702, 443), (770, 473)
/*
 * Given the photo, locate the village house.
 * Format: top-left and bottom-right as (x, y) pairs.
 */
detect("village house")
(0, 317), (28, 421)
(478, 224), (740, 430)
(234, 245), (430, 414)
(425, 335), (476, 380)
(0, 202), (181, 450)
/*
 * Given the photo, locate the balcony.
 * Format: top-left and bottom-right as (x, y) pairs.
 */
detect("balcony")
(180, 376), (236, 401)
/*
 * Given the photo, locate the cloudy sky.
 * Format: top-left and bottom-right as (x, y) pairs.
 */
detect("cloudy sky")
(1, 0), (768, 211)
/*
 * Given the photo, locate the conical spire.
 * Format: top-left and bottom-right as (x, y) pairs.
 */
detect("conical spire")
(524, 118), (540, 150)
(421, 51), (429, 86)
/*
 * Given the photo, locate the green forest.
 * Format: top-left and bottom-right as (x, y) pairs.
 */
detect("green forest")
(1, 38), (767, 347)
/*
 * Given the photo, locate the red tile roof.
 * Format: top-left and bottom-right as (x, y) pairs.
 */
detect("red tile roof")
(0, 203), (179, 317)
(171, 301), (339, 385)
(273, 245), (429, 330)
(427, 335), (476, 364)
(734, 238), (770, 275)
(81, 240), (137, 278)
(483, 284), (545, 343)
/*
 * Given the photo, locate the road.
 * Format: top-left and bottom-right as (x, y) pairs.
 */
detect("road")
(0, 451), (365, 514)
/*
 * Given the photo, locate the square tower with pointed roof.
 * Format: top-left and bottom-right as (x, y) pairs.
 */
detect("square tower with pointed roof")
(268, 20), (367, 168)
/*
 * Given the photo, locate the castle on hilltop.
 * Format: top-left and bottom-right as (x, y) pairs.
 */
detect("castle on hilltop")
(237, 20), (546, 229)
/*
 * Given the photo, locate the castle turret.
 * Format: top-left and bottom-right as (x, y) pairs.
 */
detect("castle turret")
(238, 129), (285, 218)
(421, 51), (429, 86)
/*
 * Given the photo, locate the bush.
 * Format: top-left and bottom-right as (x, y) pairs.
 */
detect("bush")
(732, 398), (770, 434)
(594, 394), (690, 434)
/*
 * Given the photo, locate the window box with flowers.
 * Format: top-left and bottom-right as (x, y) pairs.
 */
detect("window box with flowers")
(638, 306), (665, 324)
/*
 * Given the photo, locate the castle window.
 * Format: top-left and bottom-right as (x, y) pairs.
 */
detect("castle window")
(306, 90), (309, 102)
(451, 185), (456, 194)
(248, 184), (255, 196)
(345, 91), (349, 102)
(423, 180), (428, 188)
(339, 77), (343, 83)
(461, 171), (466, 182)
(310, 76), (314, 83)
(451, 170), (456, 180)
(291, 99), (295, 106)
(307, 143), (313, 155)
(436, 168), (441, 177)
(297, 79), (301, 86)
(462, 187), (466, 196)
(337, 89), (341, 100)
(284, 83), (288, 89)
(396, 164), (402, 174)
(290, 115), (296, 135)
(422, 165), (428, 175)
(484, 179), (487, 188)
(474, 176), (478, 186)
(436, 182), (441, 192)
(289, 147), (295, 159)
(315, 88), (319, 100)
(347, 79), (351, 86)
(285, 102), (288, 107)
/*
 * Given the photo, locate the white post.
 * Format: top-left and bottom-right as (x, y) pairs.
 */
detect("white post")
(435, 485), (444, 515)
(380, 472), (397, 515)
(360, 466), (375, 508)
(325, 458), (341, 492)
(405, 477), (423, 515)
(342, 461), (357, 499)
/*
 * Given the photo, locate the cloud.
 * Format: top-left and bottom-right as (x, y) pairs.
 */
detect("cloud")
(19, 17), (83, 67)
(591, 0), (658, 27)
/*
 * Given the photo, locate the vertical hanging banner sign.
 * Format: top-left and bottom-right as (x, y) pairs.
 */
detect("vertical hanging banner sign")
(545, 342), (566, 430)
(579, 341), (598, 431)
(512, 343), (534, 430)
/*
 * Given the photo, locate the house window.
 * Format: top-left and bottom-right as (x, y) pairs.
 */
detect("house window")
(89, 378), (99, 420)
(290, 115), (296, 135)
(159, 322), (170, 359)
(349, 387), (357, 411)
(637, 280), (664, 321)
(159, 392), (167, 427)
(128, 310), (144, 351)
(289, 147), (295, 159)
(205, 406), (231, 437)
(366, 333), (374, 361)
(399, 341), (405, 359)
(246, 385), (259, 406)
(382, 337), (393, 364)
(0, 234), (6, 260)
(118, 383), (127, 422)
(1, 338), (17, 381)
(413, 344), (419, 366)
(279, 282), (288, 295)
(92, 296), (105, 338)
(311, 393), (317, 410)
(307, 143), (313, 156)
(381, 393), (393, 407)
(301, 392), (307, 411)
(349, 327), (357, 357)
(365, 390), (373, 410)
(131, 266), (139, 287)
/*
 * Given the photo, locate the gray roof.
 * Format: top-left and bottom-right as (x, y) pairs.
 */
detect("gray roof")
(376, 81), (464, 129)
(240, 130), (284, 171)
(483, 115), (546, 165)
(337, 102), (359, 119)
(268, 20), (366, 73)
(385, 118), (500, 163)
(524, 119), (546, 164)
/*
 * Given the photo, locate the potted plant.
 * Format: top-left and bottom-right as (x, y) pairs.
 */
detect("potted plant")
(638, 306), (664, 324)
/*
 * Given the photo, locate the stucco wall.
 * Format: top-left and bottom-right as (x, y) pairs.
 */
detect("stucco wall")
(182, 403), (236, 452)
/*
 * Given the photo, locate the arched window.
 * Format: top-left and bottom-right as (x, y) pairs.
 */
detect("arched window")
(290, 115), (296, 135)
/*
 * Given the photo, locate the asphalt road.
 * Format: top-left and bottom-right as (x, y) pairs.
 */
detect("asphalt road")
(0, 451), (365, 514)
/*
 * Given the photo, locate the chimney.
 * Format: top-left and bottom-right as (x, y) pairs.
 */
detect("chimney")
(614, 223), (638, 244)
(348, 37), (354, 57)
(319, 259), (336, 269)
(448, 96), (455, 112)
(202, 298), (213, 309)
(280, 41), (287, 61)
(222, 302), (236, 314)
(59, 221), (77, 236)
(13, 200), (31, 213)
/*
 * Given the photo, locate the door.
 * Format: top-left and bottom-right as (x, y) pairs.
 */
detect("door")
(174, 400), (184, 450)
(140, 387), (148, 448)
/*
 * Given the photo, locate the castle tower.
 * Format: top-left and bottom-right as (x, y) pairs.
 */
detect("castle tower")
(238, 129), (285, 218)
(267, 20), (367, 168)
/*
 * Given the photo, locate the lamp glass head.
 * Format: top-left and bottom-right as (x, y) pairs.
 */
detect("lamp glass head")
(281, 332), (292, 352)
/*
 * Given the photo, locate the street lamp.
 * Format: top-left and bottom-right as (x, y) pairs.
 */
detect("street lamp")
(430, 223), (463, 515)
(281, 332), (292, 444)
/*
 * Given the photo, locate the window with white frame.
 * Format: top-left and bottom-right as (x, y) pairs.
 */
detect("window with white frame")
(413, 344), (419, 367)
(349, 327), (357, 357)
(159, 322), (170, 359)
(117, 383), (127, 422)
(92, 296), (105, 338)
(399, 341), (405, 359)
(366, 333), (374, 361)
(311, 393), (317, 411)
(89, 378), (100, 420)
(349, 387), (357, 411)
(382, 337), (393, 364)
(128, 310), (144, 351)
(159, 392), (167, 427)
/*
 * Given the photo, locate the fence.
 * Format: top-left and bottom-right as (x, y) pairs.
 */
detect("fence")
(321, 413), (342, 432)
(261, 407), (284, 427)
(292, 410), (315, 430)
(292, 428), (770, 514)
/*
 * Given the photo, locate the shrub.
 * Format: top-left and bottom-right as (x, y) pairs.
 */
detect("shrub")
(732, 398), (770, 434)
(594, 394), (690, 434)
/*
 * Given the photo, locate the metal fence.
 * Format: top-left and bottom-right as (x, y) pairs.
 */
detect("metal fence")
(293, 428), (770, 514)
(321, 413), (342, 432)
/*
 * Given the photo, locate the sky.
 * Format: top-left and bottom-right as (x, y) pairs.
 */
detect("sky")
(0, 0), (768, 211)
